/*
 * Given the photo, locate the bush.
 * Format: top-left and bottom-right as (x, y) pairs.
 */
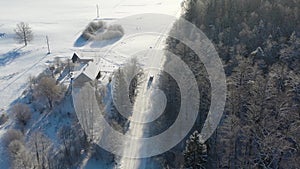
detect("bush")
(107, 24), (124, 34)
(90, 21), (106, 31)
(97, 30), (123, 40)
(8, 140), (33, 169)
(8, 140), (24, 157)
(82, 20), (106, 40)
(3, 129), (24, 146)
(81, 20), (124, 41)
(11, 103), (31, 126)
(95, 24), (124, 41)
(0, 113), (8, 125)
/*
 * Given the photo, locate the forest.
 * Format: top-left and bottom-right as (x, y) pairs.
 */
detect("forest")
(161, 0), (300, 168)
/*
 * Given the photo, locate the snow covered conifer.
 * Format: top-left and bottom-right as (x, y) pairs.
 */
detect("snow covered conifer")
(184, 131), (207, 169)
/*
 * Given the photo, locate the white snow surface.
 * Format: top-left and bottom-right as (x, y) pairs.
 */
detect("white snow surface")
(0, 0), (183, 168)
(0, 0), (182, 110)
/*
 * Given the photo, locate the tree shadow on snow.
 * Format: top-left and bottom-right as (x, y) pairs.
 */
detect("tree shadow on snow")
(0, 46), (26, 66)
(73, 36), (89, 47)
(74, 36), (121, 48)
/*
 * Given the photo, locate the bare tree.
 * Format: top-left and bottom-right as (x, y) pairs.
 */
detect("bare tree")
(57, 125), (87, 167)
(123, 57), (143, 103)
(34, 76), (63, 109)
(3, 129), (24, 146)
(8, 140), (33, 169)
(28, 132), (52, 169)
(14, 22), (33, 46)
(11, 103), (31, 126)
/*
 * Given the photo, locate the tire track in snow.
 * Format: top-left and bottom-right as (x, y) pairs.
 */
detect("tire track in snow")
(118, 8), (182, 169)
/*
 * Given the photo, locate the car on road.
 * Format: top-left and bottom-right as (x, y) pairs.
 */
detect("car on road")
(147, 76), (154, 89)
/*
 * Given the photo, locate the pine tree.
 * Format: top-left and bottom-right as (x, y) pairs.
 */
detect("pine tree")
(184, 131), (207, 169)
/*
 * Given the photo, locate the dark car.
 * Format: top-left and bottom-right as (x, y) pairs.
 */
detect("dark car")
(147, 76), (154, 89)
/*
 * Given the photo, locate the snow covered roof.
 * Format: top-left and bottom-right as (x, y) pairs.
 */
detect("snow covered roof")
(82, 61), (100, 80)
(73, 61), (101, 86)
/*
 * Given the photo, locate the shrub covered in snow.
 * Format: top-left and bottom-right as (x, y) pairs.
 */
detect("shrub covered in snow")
(82, 20), (106, 40)
(11, 103), (31, 126)
(96, 24), (124, 41)
(0, 113), (8, 125)
(81, 20), (124, 41)
(3, 129), (24, 146)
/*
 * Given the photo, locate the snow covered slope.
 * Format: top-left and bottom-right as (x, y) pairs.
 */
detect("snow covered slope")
(0, 0), (183, 110)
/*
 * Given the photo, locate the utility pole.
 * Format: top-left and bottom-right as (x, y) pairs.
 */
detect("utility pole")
(46, 36), (51, 54)
(96, 4), (100, 18)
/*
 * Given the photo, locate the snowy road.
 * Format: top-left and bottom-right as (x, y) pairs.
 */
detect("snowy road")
(118, 8), (181, 169)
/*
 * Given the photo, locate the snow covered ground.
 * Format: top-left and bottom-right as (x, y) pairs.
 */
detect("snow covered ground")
(1, 0), (183, 168)
(0, 0), (182, 111)
(119, 75), (165, 169)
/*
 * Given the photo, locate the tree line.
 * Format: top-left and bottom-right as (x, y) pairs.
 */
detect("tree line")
(160, 0), (300, 168)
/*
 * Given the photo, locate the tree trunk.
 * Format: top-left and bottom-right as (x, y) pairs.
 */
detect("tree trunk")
(23, 27), (27, 46)
(48, 97), (53, 109)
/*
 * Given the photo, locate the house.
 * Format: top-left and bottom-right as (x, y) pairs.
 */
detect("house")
(73, 62), (101, 87)
(71, 53), (94, 63)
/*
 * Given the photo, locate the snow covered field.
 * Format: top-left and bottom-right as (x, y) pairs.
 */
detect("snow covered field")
(0, 0), (182, 110)
(1, 0), (183, 168)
